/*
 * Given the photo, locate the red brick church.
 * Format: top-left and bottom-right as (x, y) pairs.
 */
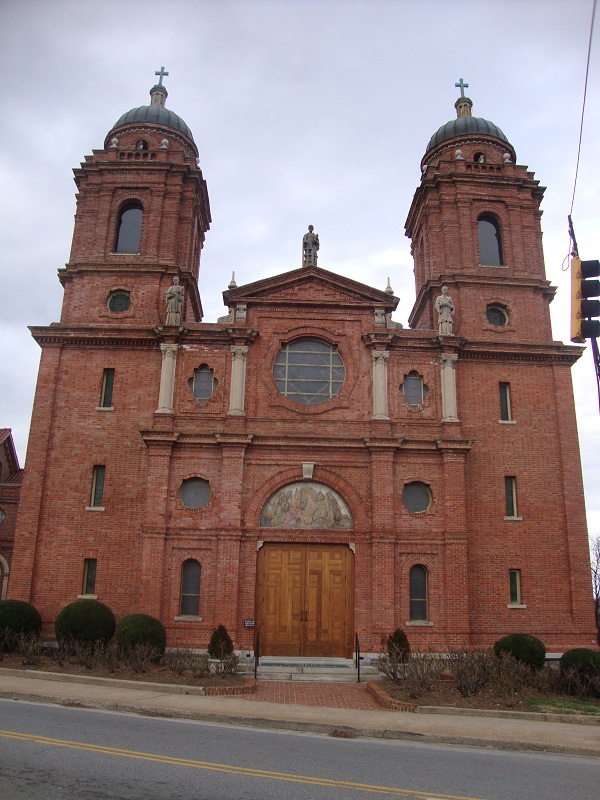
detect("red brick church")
(8, 75), (596, 656)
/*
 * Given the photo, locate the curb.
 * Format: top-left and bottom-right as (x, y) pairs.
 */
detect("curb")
(0, 668), (256, 697)
(367, 680), (600, 726)
(1, 689), (599, 758)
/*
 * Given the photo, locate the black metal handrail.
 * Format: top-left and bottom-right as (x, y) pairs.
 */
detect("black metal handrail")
(254, 630), (260, 680)
(355, 633), (360, 683)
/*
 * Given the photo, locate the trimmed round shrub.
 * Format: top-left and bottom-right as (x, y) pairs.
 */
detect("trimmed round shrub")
(207, 624), (233, 659)
(386, 628), (410, 662)
(116, 614), (166, 655)
(0, 600), (42, 642)
(493, 633), (546, 670)
(560, 648), (600, 686)
(54, 600), (115, 644)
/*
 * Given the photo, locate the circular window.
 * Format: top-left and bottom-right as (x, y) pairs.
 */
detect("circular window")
(402, 482), (432, 513)
(486, 305), (508, 326)
(273, 339), (345, 405)
(108, 292), (131, 313)
(180, 478), (211, 510)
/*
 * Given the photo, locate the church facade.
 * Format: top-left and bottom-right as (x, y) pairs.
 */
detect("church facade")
(8, 78), (596, 656)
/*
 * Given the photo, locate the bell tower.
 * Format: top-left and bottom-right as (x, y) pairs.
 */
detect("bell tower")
(405, 81), (554, 343)
(59, 69), (211, 327)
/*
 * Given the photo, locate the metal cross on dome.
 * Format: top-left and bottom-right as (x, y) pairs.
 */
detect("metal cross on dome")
(155, 66), (169, 86)
(455, 78), (469, 98)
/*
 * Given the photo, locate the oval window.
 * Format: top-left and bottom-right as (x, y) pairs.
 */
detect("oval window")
(180, 478), (211, 510)
(402, 482), (432, 513)
(486, 305), (508, 326)
(108, 292), (131, 313)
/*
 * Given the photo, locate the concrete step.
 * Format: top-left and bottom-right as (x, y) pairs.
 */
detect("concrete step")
(247, 657), (381, 682)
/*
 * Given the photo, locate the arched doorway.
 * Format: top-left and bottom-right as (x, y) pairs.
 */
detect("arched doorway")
(256, 482), (354, 658)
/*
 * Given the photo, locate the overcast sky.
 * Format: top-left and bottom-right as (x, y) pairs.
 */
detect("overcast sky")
(1, 0), (598, 533)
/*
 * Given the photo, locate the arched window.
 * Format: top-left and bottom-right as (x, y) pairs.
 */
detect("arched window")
(114, 202), (143, 253)
(188, 365), (218, 404)
(409, 565), (428, 621)
(478, 214), (503, 266)
(180, 559), (201, 616)
(400, 371), (427, 408)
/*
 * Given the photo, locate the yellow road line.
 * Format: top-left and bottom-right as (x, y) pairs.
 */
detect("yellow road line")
(0, 729), (486, 800)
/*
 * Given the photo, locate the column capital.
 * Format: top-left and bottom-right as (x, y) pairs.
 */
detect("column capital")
(372, 350), (390, 364)
(160, 343), (178, 360)
(440, 353), (458, 368)
(230, 345), (249, 360)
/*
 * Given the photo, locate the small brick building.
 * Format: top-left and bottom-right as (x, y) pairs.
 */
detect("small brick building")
(8, 81), (597, 655)
(0, 429), (23, 600)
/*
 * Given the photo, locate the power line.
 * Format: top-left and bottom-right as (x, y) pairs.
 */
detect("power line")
(570, 0), (597, 216)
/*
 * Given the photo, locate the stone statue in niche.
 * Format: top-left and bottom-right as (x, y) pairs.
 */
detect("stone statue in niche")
(165, 276), (185, 326)
(302, 225), (319, 267)
(435, 285), (455, 335)
(260, 482), (353, 529)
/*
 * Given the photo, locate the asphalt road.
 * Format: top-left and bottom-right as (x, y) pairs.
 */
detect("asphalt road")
(0, 699), (598, 799)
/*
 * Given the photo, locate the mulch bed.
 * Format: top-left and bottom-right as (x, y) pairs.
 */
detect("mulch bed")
(376, 678), (600, 714)
(0, 652), (248, 689)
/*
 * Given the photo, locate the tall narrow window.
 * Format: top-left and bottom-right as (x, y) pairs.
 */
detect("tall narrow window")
(499, 382), (511, 421)
(409, 565), (428, 621)
(509, 569), (522, 604)
(90, 466), (106, 508)
(505, 476), (518, 518)
(478, 214), (503, 266)
(401, 371), (427, 408)
(82, 559), (97, 595)
(100, 369), (115, 408)
(180, 559), (201, 616)
(188, 365), (218, 404)
(114, 202), (143, 253)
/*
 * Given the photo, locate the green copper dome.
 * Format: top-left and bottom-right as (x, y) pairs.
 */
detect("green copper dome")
(423, 87), (515, 162)
(108, 80), (195, 143)
(111, 103), (194, 141)
(425, 115), (510, 153)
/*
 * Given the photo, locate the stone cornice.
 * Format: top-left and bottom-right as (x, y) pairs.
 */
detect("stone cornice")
(139, 431), (180, 445)
(29, 326), (160, 348)
(409, 274), (556, 328)
(460, 341), (583, 365)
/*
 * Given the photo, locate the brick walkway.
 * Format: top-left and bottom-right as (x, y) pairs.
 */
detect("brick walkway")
(241, 681), (385, 711)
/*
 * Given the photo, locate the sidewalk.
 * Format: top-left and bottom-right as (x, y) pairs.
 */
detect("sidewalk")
(1, 669), (599, 757)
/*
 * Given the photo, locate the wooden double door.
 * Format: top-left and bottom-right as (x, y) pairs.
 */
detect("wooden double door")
(256, 544), (354, 658)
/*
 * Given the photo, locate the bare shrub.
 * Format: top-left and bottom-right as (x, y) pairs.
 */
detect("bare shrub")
(377, 645), (445, 697)
(164, 648), (196, 676)
(92, 641), (120, 674)
(122, 642), (159, 674)
(533, 664), (563, 695)
(16, 632), (43, 666)
(190, 653), (209, 679)
(164, 648), (209, 678)
(488, 651), (533, 706)
(0, 628), (17, 657)
(402, 651), (445, 699)
(70, 640), (97, 670)
(447, 648), (492, 697)
(212, 652), (240, 677)
(560, 667), (600, 699)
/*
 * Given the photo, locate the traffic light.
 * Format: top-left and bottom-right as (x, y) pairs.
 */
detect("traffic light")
(571, 257), (600, 343)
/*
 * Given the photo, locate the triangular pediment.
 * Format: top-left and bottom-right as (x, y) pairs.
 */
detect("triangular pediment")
(223, 265), (399, 310)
